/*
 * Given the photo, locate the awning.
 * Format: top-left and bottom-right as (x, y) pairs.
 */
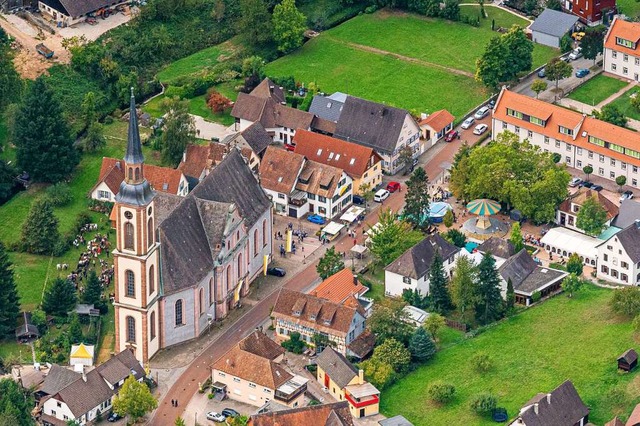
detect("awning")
(350, 244), (368, 259)
(345, 382), (380, 398)
(340, 206), (365, 223)
(322, 221), (345, 236)
(540, 227), (598, 260)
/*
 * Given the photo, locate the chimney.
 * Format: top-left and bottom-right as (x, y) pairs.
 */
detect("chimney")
(421, 113), (428, 120)
(533, 403), (538, 415)
(81, 367), (87, 382)
(546, 393), (551, 404)
(269, 85), (274, 94)
(353, 274), (358, 286)
(115, 161), (121, 170)
(358, 369), (364, 385)
(182, 150), (187, 163)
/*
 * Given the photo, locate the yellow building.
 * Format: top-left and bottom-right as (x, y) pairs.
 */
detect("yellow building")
(316, 347), (380, 418)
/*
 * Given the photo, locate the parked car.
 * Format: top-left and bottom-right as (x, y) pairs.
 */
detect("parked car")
(580, 181), (594, 188)
(221, 408), (240, 418)
(591, 184), (603, 191)
(267, 267), (286, 277)
(207, 412), (226, 422)
(473, 124), (488, 135)
(461, 117), (475, 129)
(569, 177), (582, 187)
(108, 413), (122, 422)
(575, 68), (590, 78)
(488, 99), (496, 108)
(353, 194), (366, 205)
(537, 68), (546, 78)
(569, 48), (583, 61)
(444, 130), (459, 142)
(474, 106), (490, 120)
(374, 189), (390, 202)
(620, 190), (634, 202)
(387, 181), (401, 192)
(307, 214), (326, 225)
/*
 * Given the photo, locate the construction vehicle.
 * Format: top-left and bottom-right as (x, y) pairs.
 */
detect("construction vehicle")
(35, 43), (53, 59)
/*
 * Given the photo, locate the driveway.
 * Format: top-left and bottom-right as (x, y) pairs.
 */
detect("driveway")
(58, 10), (133, 41)
(192, 115), (234, 141)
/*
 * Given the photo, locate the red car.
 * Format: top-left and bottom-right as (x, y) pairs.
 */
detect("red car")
(444, 130), (458, 142)
(387, 182), (401, 192)
(285, 143), (296, 152)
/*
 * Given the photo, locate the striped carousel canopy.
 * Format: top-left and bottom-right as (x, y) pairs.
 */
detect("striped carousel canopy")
(466, 199), (501, 216)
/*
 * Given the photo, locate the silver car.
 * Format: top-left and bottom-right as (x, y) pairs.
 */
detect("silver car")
(474, 106), (490, 120)
(461, 117), (475, 129)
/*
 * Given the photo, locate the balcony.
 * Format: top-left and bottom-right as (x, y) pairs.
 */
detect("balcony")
(274, 375), (308, 403)
(288, 190), (308, 208)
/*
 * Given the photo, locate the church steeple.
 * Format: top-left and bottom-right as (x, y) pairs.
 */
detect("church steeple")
(125, 88), (144, 166)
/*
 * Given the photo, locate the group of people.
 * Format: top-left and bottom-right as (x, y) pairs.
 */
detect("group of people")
(524, 233), (543, 247)
(432, 186), (451, 202)
(65, 228), (114, 296)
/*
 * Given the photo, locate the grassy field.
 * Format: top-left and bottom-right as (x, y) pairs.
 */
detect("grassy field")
(380, 286), (640, 425)
(568, 75), (629, 106)
(617, 0), (640, 19)
(607, 87), (640, 121)
(144, 93), (236, 126)
(0, 341), (32, 363)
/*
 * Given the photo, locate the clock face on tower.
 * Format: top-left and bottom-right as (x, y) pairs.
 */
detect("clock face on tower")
(124, 211), (133, 220)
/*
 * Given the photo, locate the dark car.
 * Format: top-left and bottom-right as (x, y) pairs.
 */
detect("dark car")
(580, 181), (593, 189)
(444, 130), (459, 142)
(537, 68), (546, 78)
(108, 412), (122, 422)
(353, 194), (366, 205)
(267, 267), (286, 277)
(591, 184), (603, 191)
(222, 408), (240, 418)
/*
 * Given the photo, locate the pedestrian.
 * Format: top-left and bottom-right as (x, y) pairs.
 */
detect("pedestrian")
(301, 245), (304, 252)
(171, 399), (175, 407)
(353, 238), (357, 246)
(175, 400), (178, 407)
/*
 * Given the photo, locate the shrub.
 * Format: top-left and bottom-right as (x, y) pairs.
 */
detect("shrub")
(531, 291), (542, 303)
(281, 332), (306, 354)
(365, 5), (378, 13)
(45, 183), (73, 207)
(428, 381), (456, 404)
(104, 115), (114, 125)
(471, 352), (493, 373)
(610, 287), (640, 317)
(470, 392), (497, 414)
(206, 89), (233, 113)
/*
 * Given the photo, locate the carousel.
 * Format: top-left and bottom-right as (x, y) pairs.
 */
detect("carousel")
(461, 198), (509, 238)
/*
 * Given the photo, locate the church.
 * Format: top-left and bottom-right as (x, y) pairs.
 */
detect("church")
(112, 92), (273, 364)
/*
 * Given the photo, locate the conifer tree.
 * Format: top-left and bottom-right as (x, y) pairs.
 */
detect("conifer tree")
(475, 252), (503, 324)
(0, 241), (19, 338)
(429, 251), (452, 314)
(21, 199), (60, 255)
(42, 278), (76, 317)
(409, 326), (436, 363)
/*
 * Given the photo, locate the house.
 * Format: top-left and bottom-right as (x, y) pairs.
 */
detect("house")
(618, 349), (638, 371)
(38, 0), (129, 26)
(272, 288), (367, 355)
(220, 122), (272, 170)
(498, 249), (568, 305)
(211, 331), (307, 408)
(178, 142), (230, 189)
(384, 234), (460, 297)
(91, 157), (189, 202)
(40, 349), (145, 426)
(258, 147), (307, 217)
(15, 311), (39, 341)
(477, 237), (517, 264)
(627, 404), (640, 426)
(605, 417), (625, 426)
(379, 416), (414, 426)
(419, 109), (455, 146)
(562, 0), (613, 24)
(509, 380), (589, 426)
(596, 221), (640, 285)
(333, 96), (421, 174)
(611, 199), (640, 229)
(310, 268), (372, 316)
(529, 9), (579, 48)
(604, 18), (640, 81)
(345, 330), (376, 361)
(69, 343), (94, 368)
(249, 401), (354, 426)
(309, 92), (347, 123)
(316, 347), (380, 418)
(492, 88), (640, 188)
(293, 129), (383, 195)
(295, 160), (353, 220)
(231, 79), (316, 145)
(112, 93), (273, 363)
(556, 188), (618, 234)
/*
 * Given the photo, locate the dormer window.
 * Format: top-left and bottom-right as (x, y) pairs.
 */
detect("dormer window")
(309, 314), (316, 320)
(350, 158), (356, 165)
(507, 108), (523, 119)
(616, 37), (636, 49)
(293, 310), (301, 317)
(328, 152), (334, 160)
(317, 149), (322, 156)
(559, 126), (573, 136)
(323, 319), (331, 326)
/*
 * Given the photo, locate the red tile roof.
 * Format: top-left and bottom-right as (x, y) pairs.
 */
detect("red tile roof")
(419, 109), (455, 132)
(259, 146), (305, 194)
(178, 143), (229, 179)
(293, 129), (382, 179)
(249, 401), (353, 426)
(558, 187), (619, 220)
(605, 17), (640, 56)
(95, 157), (185, 195)
(310, 268), (368, 303)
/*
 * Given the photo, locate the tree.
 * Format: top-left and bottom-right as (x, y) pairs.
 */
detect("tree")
(441, 0), (460, 21)
(583, 165), (593, 182)
(429, 252), (452, 314)
(81, 91), (98, 126)
(0, 378), (34, 426)
(423, 313), (446, 341)
(450, 255), (477, 320)
(316, 247), (345, 280)
(367, 298), (414, 346)
(566, 253), (583, 276)
(281, 332), (306, 354)
(371, 338), (411, 373)
(502, 25), (534, 77)
(241, 56), (265, 78)
(545, 57), (572, 93)
(531, 79), (547, 98)
(610, 287), (640, 317)
(21, 199), (60, 255)
(404, 167), (430, 229)
(42, 278), (76, 317)
(228, 416), (250, 426)
(0, 161), (14, 205)
(409, 327), (436, 363)
(398, 146), (414, 176)
(443, 229), (467, 248)
(408, 0), (429, 14)
(0, 242), (19, 338)
(238, 0), (272, 47)
(15, 77), (78, 183)
(616, 175), (627, 192)
(161, 98), (196, 166)
(475, 253), (503, 325)
(272, 0), (306, 53)
(581, 25), (606, 64)
(82, 122), (106, 152)
(476, 36), (509, 89)
(359, 182), (374, 208)
(576, 196), (608, 236)
(428, 381), (456, 404)
(211, 0), (225, 21)
(83, 270), (102, 306)
(593, 104), (627, 127)
(505, 278), (515, 312)
(631, 92), (640, 112)
(560, 33), (573, 53)
(551, 152), (561, 164)
(471, 352), (493, 373)
(113, 375), (157, 422)
(470, 392), (498, 414)
(546, 0), (562, 9)
(68, 314), (83, 343)
(509, 222), (524, 253)
(360, 357), (396, 390)
(561, 273), (583, 298)
(0, 48), (22, 113)
(443, 209), (454, 228)
(368, 209), (423, 267)
(206, 90), (233, 113)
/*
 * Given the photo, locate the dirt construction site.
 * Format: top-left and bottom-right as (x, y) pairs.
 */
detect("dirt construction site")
(0, 9), (132, 79)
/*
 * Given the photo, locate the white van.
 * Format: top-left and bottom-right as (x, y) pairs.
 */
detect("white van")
(374, 189), (390, 203)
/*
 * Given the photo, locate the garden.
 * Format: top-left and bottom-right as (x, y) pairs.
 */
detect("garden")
(606, 86), (640, 121)
(568, 74), (629, 106)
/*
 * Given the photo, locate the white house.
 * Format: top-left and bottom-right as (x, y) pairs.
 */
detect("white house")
(384, 234), (460, 297)
(556, 187), (619, 234)
(258, 147), (307, 217)
(603, 17), (640, 82)
(510, 380), (589, 426)
(419, 109), (455, 147)
(38, 0), (129, 27)
(596, 221), (640, 285)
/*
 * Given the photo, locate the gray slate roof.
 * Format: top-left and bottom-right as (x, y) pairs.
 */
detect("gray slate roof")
(498, 249), (567, 295)
(530, 9), (579, 38)
(40, 365), (80, 396)
(316, 347), (358, 389)
(614, 221), (640, 263)
(334, 96), (411, 155)
(55, 369), (114, 417)
(379, 415), (414, 426)
(39, 0), (115, 17)
(477, 237), (516, 260)
(385, 234), (459, 280)
(611, 200), (640, 229)
(240, 122), (272, 156)
(125, 93), (144, 165)
(95, 348), (145, 386)
(309, 95), (345, 123)
(518, 380), (589, 426)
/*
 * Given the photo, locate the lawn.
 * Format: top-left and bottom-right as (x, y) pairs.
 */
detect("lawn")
(157, 45), (225, 84)
(607, 87), (640, 121)
(0, 341), (32, 363)
(568, 74), (629, 106)
(617, 0), (640, 19)
(266, 37), (488, 117)
(325, 8), (557, 74)
(144, 92), (235, 126)
(380, 286), (639, 425)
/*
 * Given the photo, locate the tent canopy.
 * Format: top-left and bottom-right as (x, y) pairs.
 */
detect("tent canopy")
(540, 227), (598, 260)
(322, 221), (345, 236)
(340, 206), (365, 223)
(467, 199), (501, 216)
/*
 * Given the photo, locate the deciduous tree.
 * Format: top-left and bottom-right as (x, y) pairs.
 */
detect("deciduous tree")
(371, 338), (411, 373)
(450, 255), (477, 319)
(443, 229), (467, 248)
(531, 79), (547, 98)
(113, 375), (157, 422)
(428, 381), (456, 404)
(616, 175), (627, 192)
(502, 25), (533, 77)
(581, 25), (606, 64)
(367, 298), (413, 345)
(360, 357), (396, 390)
(21, 199), (60, 255)
(583, 165), (593, 181)
(429, 252), (452, 314)
(566, 253), (583, 276)
(509, 222), (524, 253)
(476, 36), (509, 89)
(238, 0), (272, 47)
(316, 247), (345, 280)
(441, 0), (460, 20)
(0, 46), (22, 113)
(368, 209), (423, 267)
(561, 273), (583, 298)
(593, 104), (627, 128)
(475, 253), (503, 325)
(611, 287), (640, 317)
(423, 312), (446, 341)
(545, 57), (572, 93)
(409, 326), (436, 363)
(0, 242), (19, 338)
(82, 122), (106, 152)
(42, 278), (76, 317)
(443, 209), (454, 228)
(161, 98), (196, 166)
(206, 90), (233, 113)
(0, 378), (34, 426)
(404, 167), (430, 229)
(272, 0), (306, 53)
(576, 195), (608, 236)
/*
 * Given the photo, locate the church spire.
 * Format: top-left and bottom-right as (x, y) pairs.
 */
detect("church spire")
(124, 88), (144, 165)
